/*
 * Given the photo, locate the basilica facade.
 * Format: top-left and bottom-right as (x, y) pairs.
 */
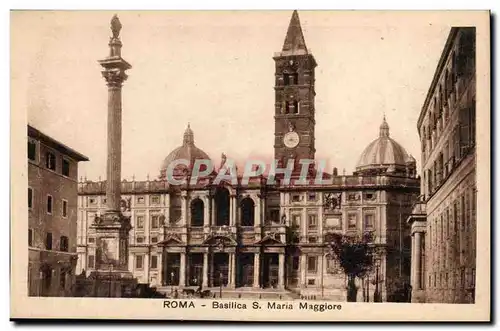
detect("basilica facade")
(76, 11), (420, 301)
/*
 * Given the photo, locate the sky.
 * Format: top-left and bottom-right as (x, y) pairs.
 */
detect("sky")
(12, 10), (451, 181)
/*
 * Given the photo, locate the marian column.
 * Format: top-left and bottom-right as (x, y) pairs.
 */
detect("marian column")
(90, 16), (133, 296)
(100, 15), (131, 216)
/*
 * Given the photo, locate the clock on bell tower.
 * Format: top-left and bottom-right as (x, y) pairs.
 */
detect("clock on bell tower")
(273, 10), (317, 170)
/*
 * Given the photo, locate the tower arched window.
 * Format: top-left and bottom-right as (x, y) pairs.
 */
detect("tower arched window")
(284, 72), (299, 86)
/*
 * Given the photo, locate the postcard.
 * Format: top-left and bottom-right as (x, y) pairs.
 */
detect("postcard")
(10, 9), (490, 321)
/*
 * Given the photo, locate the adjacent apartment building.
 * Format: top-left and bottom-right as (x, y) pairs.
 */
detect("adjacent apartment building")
(28, 125), (89, 296)
(408, 27), (476, 303)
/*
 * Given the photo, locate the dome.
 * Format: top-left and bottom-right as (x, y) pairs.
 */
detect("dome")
(159, 124), (211, 177)
(356, 116), (410, 174)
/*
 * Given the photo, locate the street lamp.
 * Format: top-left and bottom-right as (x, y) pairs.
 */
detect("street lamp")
(374, 256), (381, 303)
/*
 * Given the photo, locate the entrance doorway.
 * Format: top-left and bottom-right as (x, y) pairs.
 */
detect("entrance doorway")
(237, 253), (254, 287)
(164, 253), (180, 286)
(212, 253), (229, 287)
(188, 253), (203, 286)
(262, 253), (279, 288)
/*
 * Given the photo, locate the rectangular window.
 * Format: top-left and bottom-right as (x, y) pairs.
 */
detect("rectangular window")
(151, 215), (160, 229)
(62, 200), (68, 217)
(28, 139), (37, 161)
(28, 229), (33, 246)
(308, 236), (317, 243)
(136, 236), (145, 244)
(307, 256), (317, 273)
(151, 236), (158, 243)
(151, 195), (160, 204)
(47, 195), (53, 214)
(59, 236), (69, 252)
(307, 279), (316, 286)
(364, 192), (375, 200)
(151, 255), (158, 269)
(291, 214), (301, 228)
(348, 213), (357, 229)
(135, 255), (144, 269)
(270, 210), (280, 223)
(88, 255), (95, 269)
(88, 237), (95, 244)
(292, 256), (299, 270)
(62, 159), (70, 177)
(89, 198), (96, 205)
(461, 195), (465, 230)
(136, 196), (145, 204)
(28, 188), (33, 209)
(446, 208), (450, 238)
(291, 194), (301, 203)
(364, 214), (375, 229)
(136, 215), (145, 229)
(45, 232), (52, 250)
(307, 214), (317, 230)
(46, 151), (56, 171)
(307, 192), (317, 201)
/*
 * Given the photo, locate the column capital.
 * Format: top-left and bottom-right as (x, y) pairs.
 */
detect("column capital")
(101, 68), (128, 88)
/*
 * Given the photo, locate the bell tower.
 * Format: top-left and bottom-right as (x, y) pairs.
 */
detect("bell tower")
(273, 10), (317, 169)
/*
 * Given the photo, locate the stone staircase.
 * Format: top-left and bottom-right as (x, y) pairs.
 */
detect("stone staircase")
(157, 286), (297, 300)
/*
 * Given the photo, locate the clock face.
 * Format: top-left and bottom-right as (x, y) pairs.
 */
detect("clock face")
(283, 131), (300, 148)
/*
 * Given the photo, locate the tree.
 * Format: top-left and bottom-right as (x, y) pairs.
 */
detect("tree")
(325, 231), (375, 302)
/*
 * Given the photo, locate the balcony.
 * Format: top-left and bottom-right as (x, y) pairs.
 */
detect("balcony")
(208, 225), (237, 238)
(78, 180), (169, 194)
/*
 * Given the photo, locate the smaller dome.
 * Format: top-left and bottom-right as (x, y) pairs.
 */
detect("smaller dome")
(356, 116), (411, 175)
(159, 124), (211, 178)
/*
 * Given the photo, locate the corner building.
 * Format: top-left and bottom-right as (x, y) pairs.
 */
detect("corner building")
(28, 125), (89, 296)
(408, 27), (476, 303)
(77, 11), (420, 301)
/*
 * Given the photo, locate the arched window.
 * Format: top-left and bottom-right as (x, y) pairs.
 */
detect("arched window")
(240, 197), (255, 226)
(190, 198), (204, 226)
(284, 72), (299, 86)
(215, 187), (230, 226)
